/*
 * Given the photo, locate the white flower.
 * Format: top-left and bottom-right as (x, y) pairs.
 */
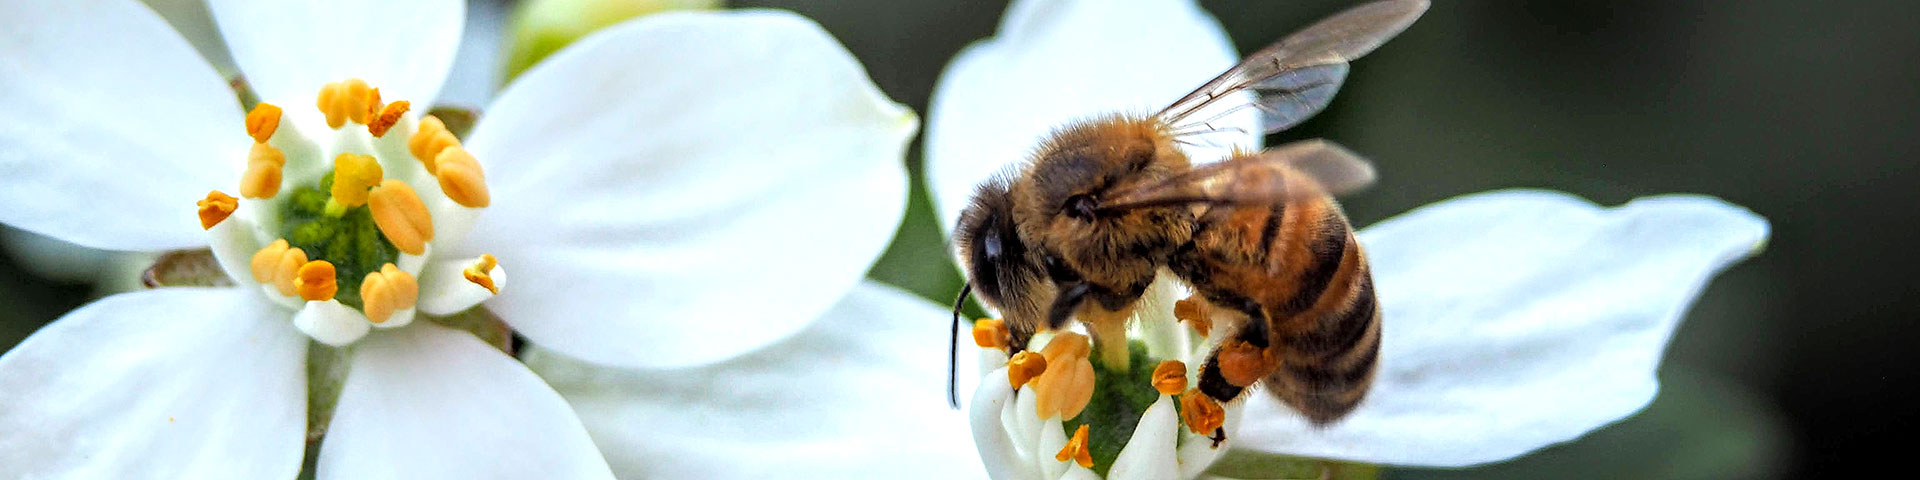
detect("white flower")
(0, 0), (913, 477)
(922, 0), (1772, 478)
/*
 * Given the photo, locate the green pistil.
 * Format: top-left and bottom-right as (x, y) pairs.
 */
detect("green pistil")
(1064, 341), (1170, 476)
(279, 173), (400, 307)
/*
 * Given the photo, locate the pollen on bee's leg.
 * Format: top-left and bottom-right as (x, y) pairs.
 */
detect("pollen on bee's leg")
(316, 79), (378, 129)
(1180, 388), (1225, 436)
(196, 190), (238, 230)
(1174, 296), (1212, 337)
(325, 153), (383, 215)
(241, 143), (286, 199)
(1006, 351), (1047, 388)
(408, 115), (459, 173)
(295, 260), (338, 301)
(1152, 360), (1188, 395)
(434, 146), (490, 208)
(463, 254), (501, 294)
(368, 179), (433, 255)
(245, 103), (282, 143)
(1217, 340), (1272, 387)
(1034, 333), (1095, 420)
(361, 263), (418, 326)
(972, 318), (1009, 350)
(1055, 424), (1094, 468)
(367, 100), (410, 137)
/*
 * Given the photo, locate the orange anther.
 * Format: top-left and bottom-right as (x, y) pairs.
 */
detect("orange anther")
(1152, 360), (1188, 395)
(196, 190), (238, 230)
(240, 143), (286, 199)
(249, 239), (290, 284)
(367, 180), (434, 255)
(360, 263), (418, 324)
(1006, 351), (1048, 388)
(463, 254), (500, 294)
(1055, 424), (1093, 468)
(295, 260), (337, 301)
(408, 115), (460, 172)
(434, 146), (490, 208)
(316, 79), (378, 129)
(972, 318), (1009, 349)
(1035, 333), (1095, 420)
(1175, 296), (1212, 337)
(367, 100), (410, 137)
(1180, 389), (1225, 435)
(245, 103), (282, 143)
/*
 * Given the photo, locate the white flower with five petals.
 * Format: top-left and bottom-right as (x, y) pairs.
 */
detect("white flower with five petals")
(923, 0), (1770, 478)
(0, 0), (914, 477)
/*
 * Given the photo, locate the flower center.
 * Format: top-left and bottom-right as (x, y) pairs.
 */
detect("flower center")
(196, 78), (503, 346)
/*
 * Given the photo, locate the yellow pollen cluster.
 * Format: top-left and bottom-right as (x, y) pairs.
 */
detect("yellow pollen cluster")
(1034, 333), (1095, 420)
(408, 115), (491, 208)
(1180, 388), (1225, 435)
(368, 180), (434, 255)
(464, 254), (501, 294)
(329, 153), (384, 210)
(972, 318), (1009, 349)
(1006, 351), (1047, 388)
(196, 190), (237, 230)
(1174, 295), (1212, 337)
(295, 260), (337, 301)
(1152, 360), (1189, 395)
(1055, 424), (1094, 468)
(250, 239), (308, 297)
(316, 79), (381, 129)
(360, 263), (418, 324)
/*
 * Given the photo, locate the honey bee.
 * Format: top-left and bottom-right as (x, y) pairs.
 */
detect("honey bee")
(948, 0), (1427, 432)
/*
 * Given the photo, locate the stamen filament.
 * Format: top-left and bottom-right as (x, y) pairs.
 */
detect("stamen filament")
(196, 190), (238, 230)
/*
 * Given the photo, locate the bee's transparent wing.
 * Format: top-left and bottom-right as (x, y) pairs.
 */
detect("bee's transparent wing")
(1096, 139), (1374, 213)
(1157, 0), (1427, 135)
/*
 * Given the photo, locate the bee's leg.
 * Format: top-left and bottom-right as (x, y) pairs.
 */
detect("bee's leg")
(1198, 351), (1246, 401)
(1045, 282), (1093, 332)
(1198, 292), (1271, 402)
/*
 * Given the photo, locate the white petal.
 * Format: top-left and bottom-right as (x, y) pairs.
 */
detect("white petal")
(526, 282), (988, 480)
(292, 299), (370, 347)
(1234, 190), (1770, 466)
(1178, 399), (1244, 479)
(208, 0), (462, 112)
(416, 254), (502, 316)
(204, 214), (260, 287)
(317, 322), (612, 480)
(461, 10), (916, 368)
(1037, 416), (1070, 479)
(0, 0), (243, 250)
(925, 0), (1253, 233)
(1108, 395), (1179, 480)
(1059, 465), (1103, 480)
(973, 366), (1041, 480)
(0, 288), (305, 478)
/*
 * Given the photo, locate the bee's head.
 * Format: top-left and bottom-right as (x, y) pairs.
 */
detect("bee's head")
(955, 176), (1051, 328)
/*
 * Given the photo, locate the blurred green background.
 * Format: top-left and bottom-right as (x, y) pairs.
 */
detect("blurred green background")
(5, 0), (1914, 478)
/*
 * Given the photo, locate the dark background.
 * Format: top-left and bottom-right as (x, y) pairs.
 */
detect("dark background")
(5, 1), (1914, 478)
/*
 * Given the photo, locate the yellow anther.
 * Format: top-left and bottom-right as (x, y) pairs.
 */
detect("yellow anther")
(245, 103), (282, 143)
(196, 190), (238, 230)
(328, 153), (383, 211)
(1006, 351), (1048, 388)
(463, 254), (500, 294)
(408, 115), (460, 172)
(434, 146), (490, 208)
(1180, 388), (1225, 435)
(1152, 360), (1188, 395)
(1035, 333), (1095, 421)
(295, 260), (337, 301)
(1055, 424), (1093, 468)
(240, 143), (286, 199)
(249, 240), (308, 297)
(1218, 340), (1275, 388)
(360, 263), (418, 324)
(316, 79), (378, 129)
(367, 179), (434, 255)
(1174, 295), (1212, 337)
(367, 100), (410, 137)
(972, 318), (1009, 349)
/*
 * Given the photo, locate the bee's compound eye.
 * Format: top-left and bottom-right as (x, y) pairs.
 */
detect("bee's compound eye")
(1064, 194), (1097, 221)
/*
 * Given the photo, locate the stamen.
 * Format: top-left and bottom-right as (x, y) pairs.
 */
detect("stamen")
(1035, 333), (1095, 420)
(245, 103), (282, 143)
(249, 240), (309, 297)
(196, 190), (238, 230)
(327, 153), (384, 214)
(1217, 340), (1274, 387)
(367, 100), (410, 137)
(463, 254), (501, 294)
(295, 260), (338, 301)
(408, 115), (460, 173)
(249, 239), (290, 284)
(241, 143), (286, 199)
(972, 318), (1009, 349)
(1180, 389), (1225, 435)
(360, 263), (418, 324)
(434, 146), (490, 208)
(1006, 351), (1048, 388)
(1152, 360), (1188, 395)
(367, 179), (434, 255)
(1174, 296), (1212, 337)
(316, 79), (378, 129)
(1055, 424), (1094, 468)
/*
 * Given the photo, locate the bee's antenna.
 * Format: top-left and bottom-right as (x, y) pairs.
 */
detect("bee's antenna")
(949, 282), (973, 409)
